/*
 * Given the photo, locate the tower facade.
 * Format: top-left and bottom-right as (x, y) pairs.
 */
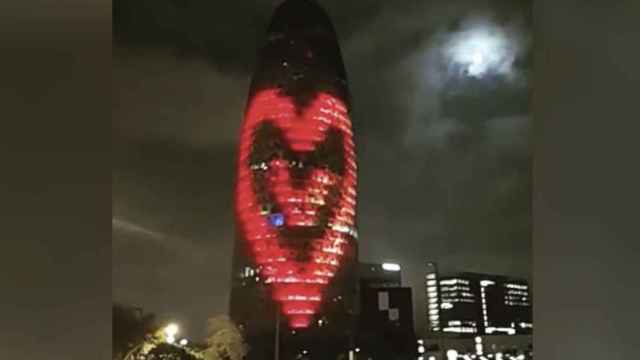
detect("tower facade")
(230, 1), (358, 359)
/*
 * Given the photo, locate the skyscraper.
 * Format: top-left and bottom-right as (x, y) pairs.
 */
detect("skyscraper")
(230, 1), (358, 359)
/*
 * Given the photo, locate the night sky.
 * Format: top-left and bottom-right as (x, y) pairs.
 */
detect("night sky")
(113, 0), (532, 340)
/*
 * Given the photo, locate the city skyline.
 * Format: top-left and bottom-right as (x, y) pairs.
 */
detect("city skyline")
(113, 0), (532, 341)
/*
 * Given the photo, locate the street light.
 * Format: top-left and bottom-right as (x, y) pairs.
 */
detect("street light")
(123, 322), (182, 360)
(165, 323), (179, 337)
(164, 323), (179, 344)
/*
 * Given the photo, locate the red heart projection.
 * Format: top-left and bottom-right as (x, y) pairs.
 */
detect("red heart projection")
(236, 89), (357, 328)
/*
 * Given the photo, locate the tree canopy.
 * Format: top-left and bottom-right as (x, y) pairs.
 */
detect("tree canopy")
(203, 316), (248, 360)
(112, 302), (158, 360)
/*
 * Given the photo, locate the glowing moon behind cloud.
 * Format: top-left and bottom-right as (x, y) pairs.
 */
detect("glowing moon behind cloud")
(443, 19), (522, 78)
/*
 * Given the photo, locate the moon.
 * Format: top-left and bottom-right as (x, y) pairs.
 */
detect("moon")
(443, 19), (520, 79)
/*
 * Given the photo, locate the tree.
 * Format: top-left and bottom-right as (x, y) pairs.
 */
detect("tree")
(112, 303), (157, 360)
(203, 316), (248, 360)
(146, 343), (199, 360)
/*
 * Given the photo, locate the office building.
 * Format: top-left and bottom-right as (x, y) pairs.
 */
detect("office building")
(229, 1), (358, 359)
(357, 262), (416, 360)
(425, 266), (532, 337)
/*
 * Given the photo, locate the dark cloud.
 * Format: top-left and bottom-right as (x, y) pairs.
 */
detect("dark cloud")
(113, 0), (531, 339)
(113, 0), (385, 74)
(113, 48), (248, 147)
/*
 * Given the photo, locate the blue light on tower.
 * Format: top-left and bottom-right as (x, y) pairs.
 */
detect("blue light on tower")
(268, 213), (284, 227)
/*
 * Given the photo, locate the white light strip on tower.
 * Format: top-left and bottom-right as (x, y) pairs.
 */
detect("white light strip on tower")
(480, 280), (494, 330)
(439, 279), (458, 285)
(505, 283), (527, 290)
(426, 270), (440, 331)
(382, 263), (401, 271)
(440, 278), (470, 285)
(475, 337), (483, 355)
(443, 327), (477, 333)
(485, 327), (516, 335)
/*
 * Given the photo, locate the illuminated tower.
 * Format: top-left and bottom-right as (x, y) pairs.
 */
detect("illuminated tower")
(229, 1), (358, 359)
